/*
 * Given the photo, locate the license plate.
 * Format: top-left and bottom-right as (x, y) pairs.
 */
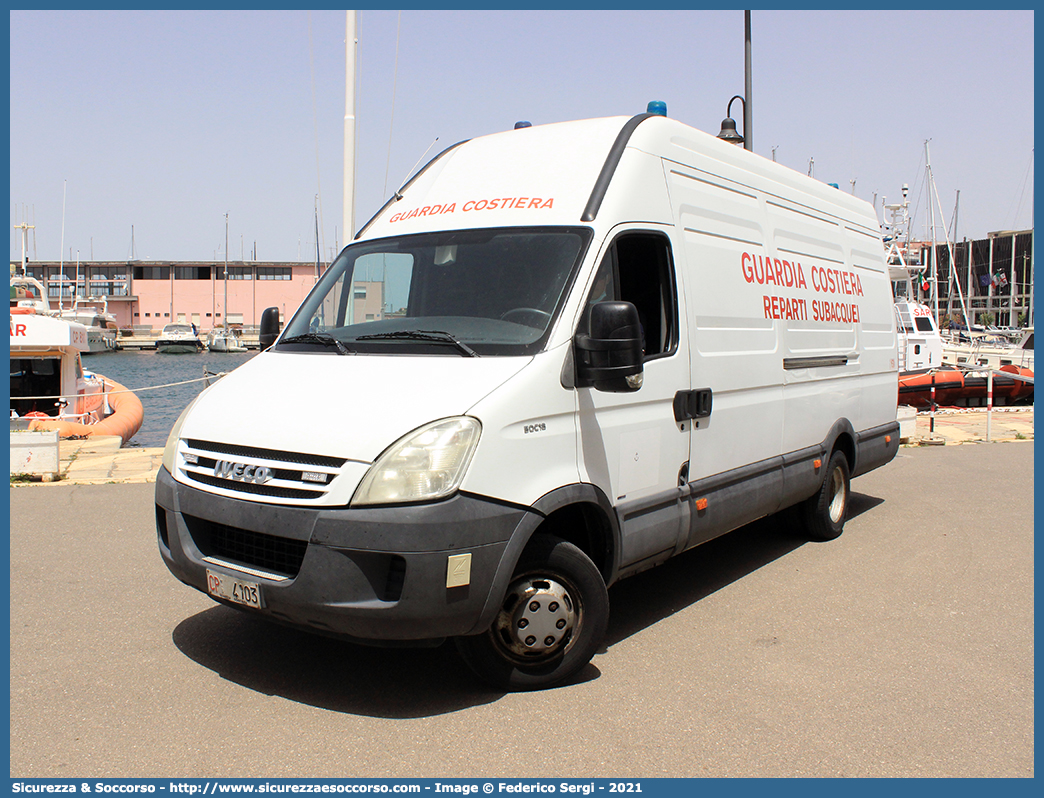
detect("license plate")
(206, 569), (263, 609)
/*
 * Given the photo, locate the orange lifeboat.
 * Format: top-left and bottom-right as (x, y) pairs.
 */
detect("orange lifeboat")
(28, 376), (144, 443)
(898, 366), (1033, 408)
(998, 365), (1034, 404)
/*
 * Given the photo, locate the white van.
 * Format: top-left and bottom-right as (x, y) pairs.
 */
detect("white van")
(156, 108), (899, 690)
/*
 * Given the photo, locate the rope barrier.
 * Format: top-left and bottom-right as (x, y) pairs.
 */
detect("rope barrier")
(11, 372), (228, 403)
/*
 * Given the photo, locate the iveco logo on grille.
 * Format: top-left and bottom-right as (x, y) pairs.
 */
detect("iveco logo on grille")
(214, 460), (273, 484)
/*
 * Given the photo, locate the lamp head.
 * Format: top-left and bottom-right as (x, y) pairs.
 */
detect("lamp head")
(717, 117), (744, 145)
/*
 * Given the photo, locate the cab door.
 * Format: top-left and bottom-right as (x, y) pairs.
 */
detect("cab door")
(575, 227), (691, 574)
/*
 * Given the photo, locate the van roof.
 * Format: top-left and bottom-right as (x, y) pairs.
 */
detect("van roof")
(357, 113), (878, 241)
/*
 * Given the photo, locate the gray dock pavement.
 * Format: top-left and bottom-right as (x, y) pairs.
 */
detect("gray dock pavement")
(8, 440), (1034, 778)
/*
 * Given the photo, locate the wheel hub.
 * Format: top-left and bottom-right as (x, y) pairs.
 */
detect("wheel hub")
(496, 576), (577, 658)
(828, 467), (846, 523)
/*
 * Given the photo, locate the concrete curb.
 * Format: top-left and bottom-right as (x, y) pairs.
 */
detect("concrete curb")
(904, 407), (1034, 447)
(10, 436), (164, 486)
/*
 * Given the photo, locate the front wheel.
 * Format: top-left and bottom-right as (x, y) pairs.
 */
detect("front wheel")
(800, 449), (851, 541)
(455, 536), (609, 691)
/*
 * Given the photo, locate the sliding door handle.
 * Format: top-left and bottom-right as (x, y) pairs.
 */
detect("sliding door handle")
(673, 388), (712, 422)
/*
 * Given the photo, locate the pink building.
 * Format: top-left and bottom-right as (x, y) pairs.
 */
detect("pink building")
(12, 260), (325, 332)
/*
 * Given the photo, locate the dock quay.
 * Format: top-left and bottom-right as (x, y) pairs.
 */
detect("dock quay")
(9, 407), (1034, 486)
(118, 332), (261, 350)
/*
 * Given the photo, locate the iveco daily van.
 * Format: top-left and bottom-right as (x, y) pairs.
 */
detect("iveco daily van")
(156, 108), (899, 690)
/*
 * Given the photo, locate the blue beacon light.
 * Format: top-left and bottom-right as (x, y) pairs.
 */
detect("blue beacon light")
(646, 101), (667, 116)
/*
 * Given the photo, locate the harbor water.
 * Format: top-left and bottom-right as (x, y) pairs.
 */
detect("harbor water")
(84, 349), (257, 448)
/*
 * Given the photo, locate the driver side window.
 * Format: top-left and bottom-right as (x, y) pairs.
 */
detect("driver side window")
(583, 231), (677, 359)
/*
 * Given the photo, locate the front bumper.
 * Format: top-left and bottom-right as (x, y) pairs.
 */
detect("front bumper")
(155, 466), (533, 642)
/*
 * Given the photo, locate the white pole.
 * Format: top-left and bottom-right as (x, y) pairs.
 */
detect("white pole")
(1008, 233), (1016, 327)
(966, 240), (972, 325)
(987, 235), (994, 327)
(59, 180), (66, 311)
(986, 369), (994, 442)
(224, 212), (229, 328)
(1031, 249), (1036, 328)
(1031, 180), (1036, 328)
(343, 10), (358, 243)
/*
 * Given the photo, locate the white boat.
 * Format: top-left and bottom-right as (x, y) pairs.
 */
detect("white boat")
(59, 296), (120, 354)
(881, 189), (943, 375)
(207, 326), (248, 353)
(942, 327), (1034, 371)
(156, 323), (204, 354)
(10, 309), (144, 442)
(11, 310), (103, 422)
(891, 266), (944, 374)
(880, 180), (1033, 383)
(10, 273), (57, 316)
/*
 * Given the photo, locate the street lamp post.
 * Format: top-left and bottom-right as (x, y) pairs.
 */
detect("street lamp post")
(743, 9), (752, 152)
(717, 11), (753, 152)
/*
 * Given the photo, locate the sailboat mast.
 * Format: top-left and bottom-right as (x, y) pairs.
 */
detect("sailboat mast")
(314, 200), (321, 281)
(925, 141), (970, 328)
(949, 190), (960, 318)
(59, 180), (66, 311)
(344, 10), (358, 243)
(925, 141), (939, 322)
(224, 213), (229, 325)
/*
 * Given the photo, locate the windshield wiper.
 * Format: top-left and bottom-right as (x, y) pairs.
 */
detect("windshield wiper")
(280, 332), (354, 355)
(355, 329), (479, 357)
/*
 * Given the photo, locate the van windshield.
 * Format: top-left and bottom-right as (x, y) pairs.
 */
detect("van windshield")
(278, 227), (591, 356)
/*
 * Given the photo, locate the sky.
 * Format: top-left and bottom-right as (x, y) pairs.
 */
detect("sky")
(9, 8), (1035, 265)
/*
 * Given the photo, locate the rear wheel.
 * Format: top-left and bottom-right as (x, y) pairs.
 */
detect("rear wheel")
(801, 449), (850, 541)
(455, 536), (609, 691)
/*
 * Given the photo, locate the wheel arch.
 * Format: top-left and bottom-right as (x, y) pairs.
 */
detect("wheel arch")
(823, 418), (857, 474)
(529, 484), (618, 583)
(464, 483), (619, 636)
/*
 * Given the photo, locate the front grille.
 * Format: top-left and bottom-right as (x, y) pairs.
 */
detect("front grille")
(185, 471), (326, 500)
(186, 439), (346, 468)
(180, 439), (347, 501)
(185, 514), (307, 578)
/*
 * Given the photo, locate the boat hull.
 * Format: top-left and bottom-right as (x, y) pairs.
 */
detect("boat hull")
(157, 340), (204, 354)
(207, 334), (247, 353)
(83, 328), (119, 354)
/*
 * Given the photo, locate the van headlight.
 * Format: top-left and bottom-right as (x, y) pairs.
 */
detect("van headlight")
(161, 396), (200, 475)
(352, 416), (481, 506)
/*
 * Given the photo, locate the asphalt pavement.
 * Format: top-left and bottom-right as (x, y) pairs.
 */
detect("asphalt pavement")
(8, 441), (1034, 778)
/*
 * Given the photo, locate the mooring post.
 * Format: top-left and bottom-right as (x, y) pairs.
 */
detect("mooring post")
(986, 370), (994, 442)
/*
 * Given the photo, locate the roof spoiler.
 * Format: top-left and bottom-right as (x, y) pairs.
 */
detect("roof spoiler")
(581, 113), (660, 223)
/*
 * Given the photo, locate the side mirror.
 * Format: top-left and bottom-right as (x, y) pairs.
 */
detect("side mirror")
(259, 307), (281, 351)
(574, 301), (644, 392)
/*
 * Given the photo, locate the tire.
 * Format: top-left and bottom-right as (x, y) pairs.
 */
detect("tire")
(801, 449), (851, 541)
(455, 535), (609, 691)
